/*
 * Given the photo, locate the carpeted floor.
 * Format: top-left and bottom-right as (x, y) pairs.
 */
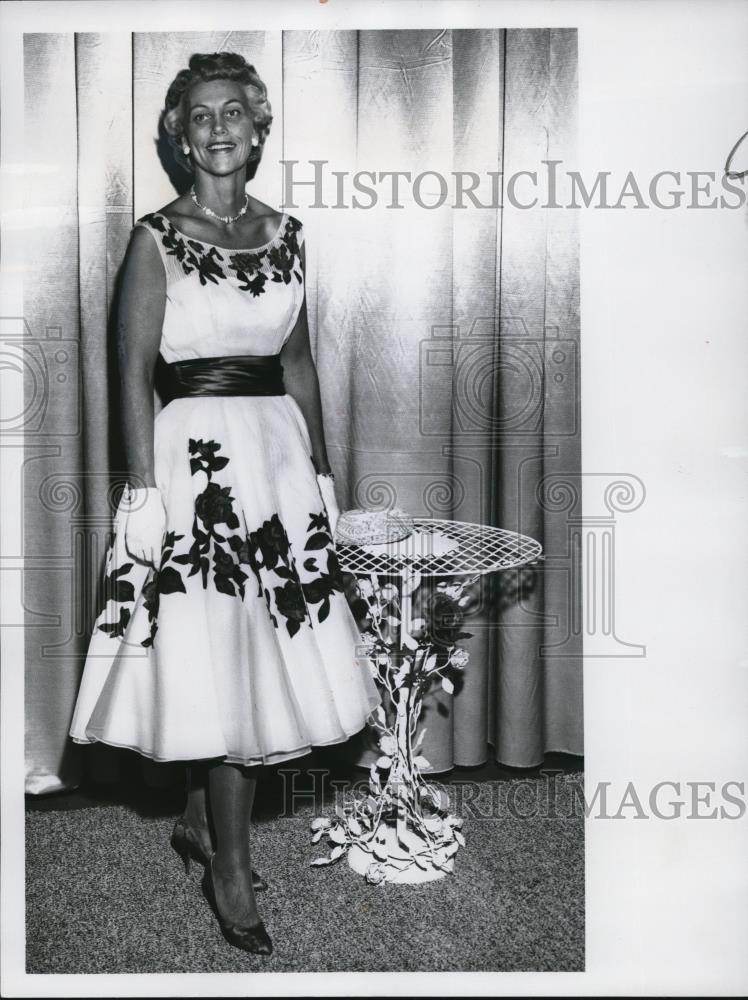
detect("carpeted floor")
(26, 772), (584, 973)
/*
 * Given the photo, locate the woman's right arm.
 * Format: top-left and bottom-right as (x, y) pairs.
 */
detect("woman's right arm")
(117, 226), (166, 488)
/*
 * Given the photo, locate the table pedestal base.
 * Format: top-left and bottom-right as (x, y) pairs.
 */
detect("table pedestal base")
(346, 823), (456, 885)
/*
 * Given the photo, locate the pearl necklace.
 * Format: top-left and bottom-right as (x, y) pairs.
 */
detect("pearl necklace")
(190, 185), (250, 224)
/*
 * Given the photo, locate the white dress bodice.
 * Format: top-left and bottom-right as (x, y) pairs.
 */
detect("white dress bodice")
(134, 210), (305, 362)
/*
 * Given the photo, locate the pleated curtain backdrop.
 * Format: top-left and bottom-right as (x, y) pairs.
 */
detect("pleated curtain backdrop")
(23, 29), (582, 795)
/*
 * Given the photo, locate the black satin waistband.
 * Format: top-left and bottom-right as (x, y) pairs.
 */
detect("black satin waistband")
(161, 354), (286, 401)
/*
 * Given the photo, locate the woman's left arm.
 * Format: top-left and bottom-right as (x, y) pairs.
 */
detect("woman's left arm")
(280, 241), (333, 477)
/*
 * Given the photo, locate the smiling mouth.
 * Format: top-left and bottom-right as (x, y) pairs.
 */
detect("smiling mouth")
(206, 143), (236, 152)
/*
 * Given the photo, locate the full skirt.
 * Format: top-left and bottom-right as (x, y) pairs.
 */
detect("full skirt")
(69, 393), (381, 766)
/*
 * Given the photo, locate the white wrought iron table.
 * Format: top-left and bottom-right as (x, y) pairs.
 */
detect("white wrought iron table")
(313, 518), (543, 885)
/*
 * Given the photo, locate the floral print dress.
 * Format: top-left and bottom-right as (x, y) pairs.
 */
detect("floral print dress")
(69, 210), (381, 766)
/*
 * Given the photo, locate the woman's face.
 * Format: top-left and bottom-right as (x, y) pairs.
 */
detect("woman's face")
(184, 78), (255, 177)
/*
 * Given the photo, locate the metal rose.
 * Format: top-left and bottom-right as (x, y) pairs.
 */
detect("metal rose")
(364, 861), (387, 886)
(450, 647), (470, 669)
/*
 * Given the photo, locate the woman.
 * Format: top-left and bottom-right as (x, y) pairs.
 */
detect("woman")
(69, 52), (381, 957)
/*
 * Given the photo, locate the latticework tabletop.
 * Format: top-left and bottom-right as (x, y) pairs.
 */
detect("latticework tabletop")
(335, 517), (542, 578)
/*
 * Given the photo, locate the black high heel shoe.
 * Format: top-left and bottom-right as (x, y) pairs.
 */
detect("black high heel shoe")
(170, 817), (268, 892)
(201, 854), (273, 956)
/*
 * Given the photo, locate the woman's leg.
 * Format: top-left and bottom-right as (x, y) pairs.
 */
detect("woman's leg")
(207, 762), (261, 925)
(182, 764), (213, 859)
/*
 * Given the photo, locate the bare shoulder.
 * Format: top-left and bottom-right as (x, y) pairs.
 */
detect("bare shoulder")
(127, 222), (161, 256)
(123, 224), (165, 289)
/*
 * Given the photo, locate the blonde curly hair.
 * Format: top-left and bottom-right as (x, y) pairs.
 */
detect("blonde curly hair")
(161, 52), (273, 173)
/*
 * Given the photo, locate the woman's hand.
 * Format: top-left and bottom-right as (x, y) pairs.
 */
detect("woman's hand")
(317, 473), (340, 537)
(123, 486), (166, 566)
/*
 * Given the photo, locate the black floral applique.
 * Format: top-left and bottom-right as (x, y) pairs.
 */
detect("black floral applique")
(95, 531), (188, 648)
(284, 214), (303, 258)
(227, 216), (303, 295)
(267, 241), (301, 286)
(227, 250), (271, 298)
(93, 434), (346, 646)
(95, 561), (135, 638)
(181, 438), (346, 639)
(138, 212), (303, 296)
(246, 512), (304, 637)
(251, 516), (295, 628)
(174, 438), (253, 599)
(140, 531), (187, 647)
(193, 248), (225, 286)
(269, 215), (303, 287)
(299, 510), (347, 624)
(243, 506), (346, 638)
(139, 212), (218, 285)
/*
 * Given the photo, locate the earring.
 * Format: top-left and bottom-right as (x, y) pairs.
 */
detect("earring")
(182, 143), (190, 154)
(251, 137), (259, 147)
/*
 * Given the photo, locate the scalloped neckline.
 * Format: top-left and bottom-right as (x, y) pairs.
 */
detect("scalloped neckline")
(151, 210), (288, 253)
